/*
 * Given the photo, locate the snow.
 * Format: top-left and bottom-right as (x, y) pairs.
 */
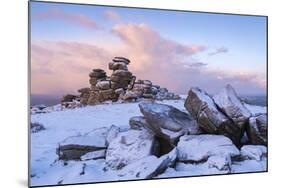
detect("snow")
(105, 129), (155, 170)
(59, 127), (108, 148)
(244, 104), (267, 115)
(177, 135), (240, 162)
(80, 150), (106, 161)
(231, 159), (267, 173)
(30, 99), (267, 186)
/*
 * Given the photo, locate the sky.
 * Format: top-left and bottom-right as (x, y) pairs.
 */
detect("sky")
(30, 1), (267, 97)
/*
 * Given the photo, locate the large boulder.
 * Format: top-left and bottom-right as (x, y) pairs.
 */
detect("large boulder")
(246, 114), (267, 145)
(112, 56), (130, 64)
(139, 102), (200, 146)
(105, 129), (157, 170)
(57, 127), (108, 160)
(61, 94), (77, 103)
(240, 145), (267, 161)
(177, 135), (240, 162)
(213, 84), (251, 130)
(108, 61), (128, 71)
(117, 148), (177, 180)
(184, 87), (241, 145)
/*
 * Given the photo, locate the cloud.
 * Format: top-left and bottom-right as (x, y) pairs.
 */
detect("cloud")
(208, 47), (228, 56)
(104, 10), (121, 21)
(34, 7), (98, 29)
(31, 41), (112, 95)
(188, 62), (208, 68)
(31, 23), (266, 97)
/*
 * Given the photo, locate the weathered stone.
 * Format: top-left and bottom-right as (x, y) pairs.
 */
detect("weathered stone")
(87, 91), (100, 105)
(112, 70), (132, 78)
(246, 114), (267, 145)
(99, 89), (119, 101)
(177, 135), (240, 162)
(240, 145), (267, 161)
(105, 129), (156, 170)
(61, 94), (77, 103)
(57, 127), (108, 160)
(78, 88), (90, 94)
(108, 62), (128, 70)
(111, 81), (129, 89)
(122, 90), (142, 101)
(184, 87), (241, 145)
(116, 148), (177, 179)
(129, 116), (149, 130)
(213, 84), (251, 129)
(96, 80), (111, 90)
(139, 102), (200, 146)
(89, 69), (106, 78)
(113, 56), (130, 64)
(106, 125), (120, 146)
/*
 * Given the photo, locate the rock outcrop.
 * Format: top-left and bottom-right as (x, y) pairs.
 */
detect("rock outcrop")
(117, 148), (177, 179)
(213, 84), (251, 133)
(184, 87), (242, 145)
(139, 102), (200, 146)
(105, 129), (157, 170)
(56, 127), (109, 160)
(177, 135), (240, 163)
(65, 57), (180, 106)
(246, 114), (267, 145)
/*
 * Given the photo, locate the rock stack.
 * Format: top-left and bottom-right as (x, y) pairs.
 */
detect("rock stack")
(75, 57), (180, 106)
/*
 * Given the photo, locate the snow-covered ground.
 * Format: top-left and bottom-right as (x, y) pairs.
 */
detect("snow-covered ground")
(30, 99), (266, 186)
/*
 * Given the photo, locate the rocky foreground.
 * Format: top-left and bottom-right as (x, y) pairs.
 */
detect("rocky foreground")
(30, 83), (267, 186)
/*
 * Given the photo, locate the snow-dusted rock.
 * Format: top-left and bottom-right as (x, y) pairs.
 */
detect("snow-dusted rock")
(80, 150), (106, 161)
(246, 114), (267, 145)
(240, 145), (267, 161)
(31, 122), (46, 133)
(129, 116), (149, 130)
(105, 125), (120, 146)
(206, 155), (232, 171)
(139, 102), (200, 145)
(96, 80), (111, 90)
(213, 84), (251, 129)
(177, 135), (240, 162)
(105, 129), (156, 170)
(184, 87), (241, 145)
(57, 127), (109, 160)
(117, 148), (177, 179)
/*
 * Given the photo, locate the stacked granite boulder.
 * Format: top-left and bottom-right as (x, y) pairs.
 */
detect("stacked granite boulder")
(75, 57), (180, 105)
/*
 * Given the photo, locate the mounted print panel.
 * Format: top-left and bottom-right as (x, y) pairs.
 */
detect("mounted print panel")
(29, 1), (268, 187)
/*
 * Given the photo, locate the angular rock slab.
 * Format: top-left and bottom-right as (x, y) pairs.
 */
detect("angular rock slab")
(177, 135), (240, 162)
(184, 87), (241, 145)
(139, 102), (200, 145)
(57, 127), (108, 160)
(213, 84), (251, 130)
(240, 145), (267, 161)
(105, 129), (156, 170)
(117, 148), (177, 179)
(246, 114), (267, 145)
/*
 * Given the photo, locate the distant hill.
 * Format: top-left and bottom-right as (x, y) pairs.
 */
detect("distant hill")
(31, 94), (61, 106)
(240, 95), (267, 107)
